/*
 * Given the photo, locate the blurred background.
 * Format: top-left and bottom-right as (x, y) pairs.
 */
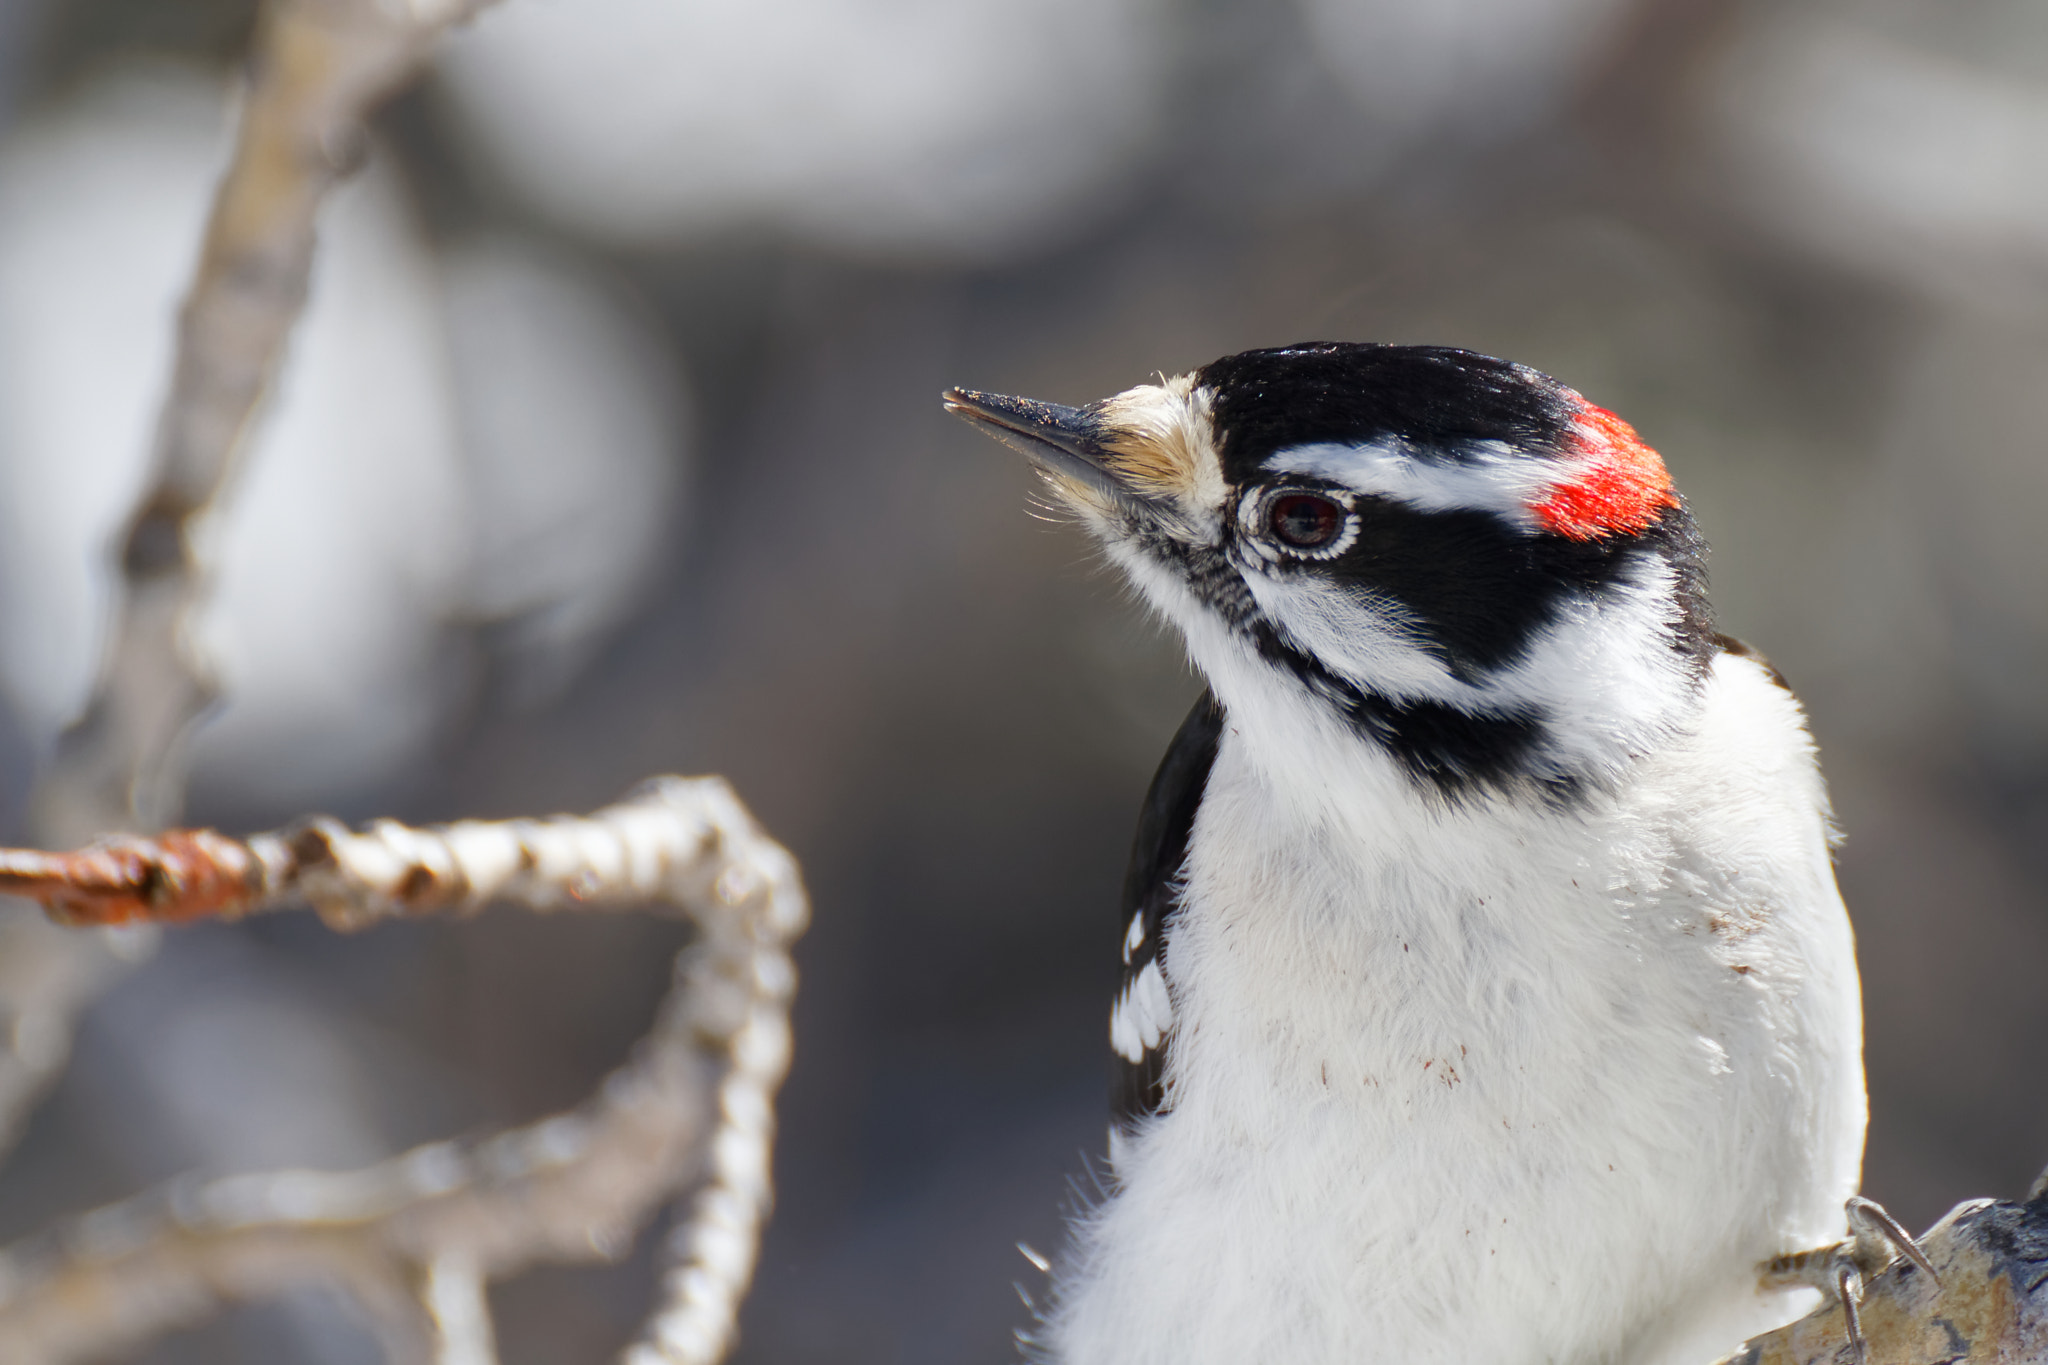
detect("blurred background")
(0, 0), (2044, 1360)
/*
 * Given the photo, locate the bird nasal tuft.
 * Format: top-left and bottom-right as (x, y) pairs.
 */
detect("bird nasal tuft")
(1532, 401), (1678, 541)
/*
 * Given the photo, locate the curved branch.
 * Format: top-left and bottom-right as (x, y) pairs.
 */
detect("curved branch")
(0, 0), (503, 1185)
(0, 778), (808, 1365)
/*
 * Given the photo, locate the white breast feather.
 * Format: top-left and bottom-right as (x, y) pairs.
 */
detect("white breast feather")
(1046, 650), (1866, 1365)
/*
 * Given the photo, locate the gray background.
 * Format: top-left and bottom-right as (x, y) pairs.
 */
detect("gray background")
(0, 0), (2043, 1361)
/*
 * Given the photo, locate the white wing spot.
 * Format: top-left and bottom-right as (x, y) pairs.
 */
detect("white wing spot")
(1133, 960), (1171, 1046)
(1111, 959), (1174, 1062)
(1122, 912), (1145, 965)
(1111, 985), (1145, 1062)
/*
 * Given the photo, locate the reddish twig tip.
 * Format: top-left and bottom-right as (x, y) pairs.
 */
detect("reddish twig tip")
(0, 830), (264, 926)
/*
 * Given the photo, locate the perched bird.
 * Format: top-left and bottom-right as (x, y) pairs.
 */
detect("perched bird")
(944, 344), (1879, 1365)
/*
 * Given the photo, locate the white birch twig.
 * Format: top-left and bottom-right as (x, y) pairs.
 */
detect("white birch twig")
(0, 776), (808, 1365)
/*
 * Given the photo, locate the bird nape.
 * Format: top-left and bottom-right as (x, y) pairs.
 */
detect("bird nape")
(945, 343), (1909, 1365)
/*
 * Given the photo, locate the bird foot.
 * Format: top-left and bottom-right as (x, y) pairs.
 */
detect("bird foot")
(1760, 1196), (1941, 1364)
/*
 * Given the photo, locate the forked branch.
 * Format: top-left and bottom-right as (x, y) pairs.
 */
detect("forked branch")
(0, 777), (808, 1365)
(0, 0), (503, 1185)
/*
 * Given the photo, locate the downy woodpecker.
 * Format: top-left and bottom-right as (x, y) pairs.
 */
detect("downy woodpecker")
(945, 344), (1871, 1365)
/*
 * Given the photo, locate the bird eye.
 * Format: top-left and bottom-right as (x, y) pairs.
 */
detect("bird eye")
(1268, 494), (1345, 550)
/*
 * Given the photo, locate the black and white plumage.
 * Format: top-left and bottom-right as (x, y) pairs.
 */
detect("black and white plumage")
(945, 344), (1866, 1365)
(1112, 690), (1222, 1128)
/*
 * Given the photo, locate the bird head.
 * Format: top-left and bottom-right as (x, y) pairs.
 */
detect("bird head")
(946, 343), (1715, 803)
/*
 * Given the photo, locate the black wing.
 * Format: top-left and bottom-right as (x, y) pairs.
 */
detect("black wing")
(1112, 690), (1225, 1128)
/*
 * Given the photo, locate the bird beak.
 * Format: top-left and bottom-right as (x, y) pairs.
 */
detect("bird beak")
(943, 387), (1154, 512)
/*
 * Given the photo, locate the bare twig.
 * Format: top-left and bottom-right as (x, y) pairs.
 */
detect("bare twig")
(425, 1255), (499, 1365)
(0, 5), (801, 1360)
(1721, 1192), (2048, 1364)
(0, 0), (501, 1174)
(0, 777), (808, 1365)
(38, 0), (497, 844)
(0, 912), (146, 1160)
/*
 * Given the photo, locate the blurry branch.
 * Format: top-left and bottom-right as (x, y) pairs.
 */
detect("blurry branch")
(0, 4), (805, 1363)
(0, 913), (145, 1162)
(0, 777), (809, 1365)
(1719, 1189), (2048, 1365)
(38, 0), (499, 842)
(0, 0), (499, 1179)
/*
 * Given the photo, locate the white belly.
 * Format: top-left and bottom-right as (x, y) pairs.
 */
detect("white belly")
(1049, 660), (1865, 1365)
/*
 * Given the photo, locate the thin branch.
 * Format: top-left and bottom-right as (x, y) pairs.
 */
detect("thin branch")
(0, 913), (146, 1160)
(0, 777), (808, 1365)
(425, 1255), (499, 1365)
(36, 0), (497, 845)
(0, 6), (801, 1361)
(0, 0), (501, 1177)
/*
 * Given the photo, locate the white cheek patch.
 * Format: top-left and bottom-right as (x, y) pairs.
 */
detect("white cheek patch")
(1098, 478), (1693, 788)
(1244, 574), (1456, 698)
(1264, 438), (1558, 531)
(1493, 553), (1696, 773)
(1240, 550), (1696, 782)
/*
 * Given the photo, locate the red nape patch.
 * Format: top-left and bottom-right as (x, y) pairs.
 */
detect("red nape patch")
(1532, 401), (1678, 541)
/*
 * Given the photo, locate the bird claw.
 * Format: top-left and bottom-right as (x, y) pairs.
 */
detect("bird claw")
(1835, 1260), (1867, 1364)
(1845, 1194), (1941, 1288)
(1759, 1196), (1938, 1365)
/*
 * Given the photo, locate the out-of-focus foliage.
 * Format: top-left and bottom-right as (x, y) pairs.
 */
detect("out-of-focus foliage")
(0, 0), (2041, 1362)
